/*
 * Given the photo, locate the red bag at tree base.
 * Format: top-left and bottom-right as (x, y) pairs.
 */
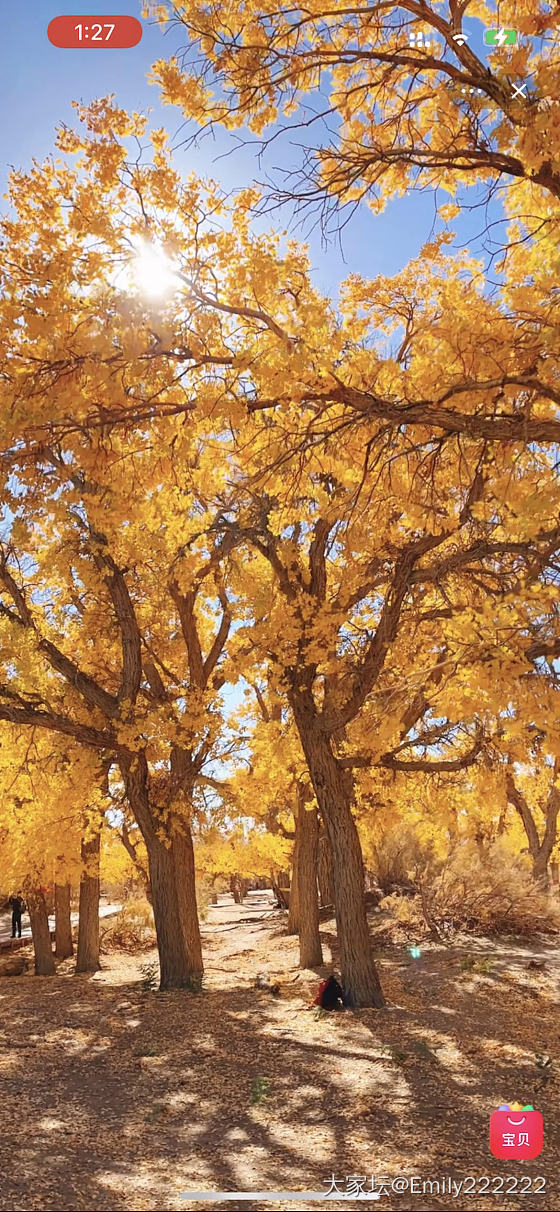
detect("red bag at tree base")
(313, 975), (345, 1009)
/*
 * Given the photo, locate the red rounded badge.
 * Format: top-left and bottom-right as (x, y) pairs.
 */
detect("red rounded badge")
(48, 15), (143, 48)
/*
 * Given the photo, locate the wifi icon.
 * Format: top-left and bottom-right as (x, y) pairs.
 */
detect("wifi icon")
(452, 32), (469, 45)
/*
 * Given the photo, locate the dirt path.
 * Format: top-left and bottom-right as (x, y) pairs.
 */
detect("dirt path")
(0, 904), (121, 949)
(0, 893), (558, 1211)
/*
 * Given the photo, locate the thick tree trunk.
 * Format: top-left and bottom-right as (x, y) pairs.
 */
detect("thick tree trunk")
(27, 888), (55, 976)
(54, 882), (73, 959)
(146, 827), (203, 990)
(317, 827), (335, 908)
(287, 805), (301, 934)
(324, 792), (384, 1006)
(77, 832), (100, 973)
(121, 751), (204, 991)
(291, 702), (384, 1007)
(297, 803), (323, 968)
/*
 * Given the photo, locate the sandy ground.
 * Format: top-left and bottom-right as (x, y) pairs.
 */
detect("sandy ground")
(0, 892), (558, 1212)
(0, 904), (120, 948)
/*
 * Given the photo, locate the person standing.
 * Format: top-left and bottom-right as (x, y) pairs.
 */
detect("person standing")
(9, 892), (25, 939)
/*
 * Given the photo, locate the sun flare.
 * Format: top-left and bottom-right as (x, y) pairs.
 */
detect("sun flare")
(133, 240), (179, 299)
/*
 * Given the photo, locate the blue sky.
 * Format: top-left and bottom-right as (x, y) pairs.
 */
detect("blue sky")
(0, 1), (504, 302)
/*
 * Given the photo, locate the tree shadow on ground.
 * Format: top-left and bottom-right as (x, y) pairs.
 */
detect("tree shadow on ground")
(0, 911), (558, 1212)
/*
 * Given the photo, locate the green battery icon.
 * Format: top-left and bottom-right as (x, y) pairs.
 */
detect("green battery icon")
(484, 28), (517, 46)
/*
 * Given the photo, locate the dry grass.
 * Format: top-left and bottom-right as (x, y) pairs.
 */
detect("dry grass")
(379, 840), (560, 937)
(101, 898), (156, 953)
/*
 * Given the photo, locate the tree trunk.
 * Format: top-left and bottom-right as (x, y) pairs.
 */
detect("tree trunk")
(27, 888), (55, 976)
(528, 853), (550, 892)
(277, 869), (291, 906)
(317, 827), (335, 908)
(532, 853), (550, 889)
(506, 769), (560, 891)
(230, 874), (243, 904)
(297, 803), (323, 968)
(121, 751), (204, 991)
(54, 882), (73, 959)
(291, 702), (384, 1007)
(271, 874), (289, 908)
(146, 827), (203, 990)
(474, 829), (486, 856)
(77, 831), (100, 973)
(324, 792), (384, 1006)
(287, 804), (301, 934)
(496, 807), (508, 838)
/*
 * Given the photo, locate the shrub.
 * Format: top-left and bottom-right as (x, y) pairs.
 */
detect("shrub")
(102, 898), (156, 953)
(196, 878), (213, 922)
(251, 1076), (271, 1104)
(0, 953), (29, 977)
(383, 840), (560, 937)
(369, 825), (430, 895)
(140, 959), (159, 990)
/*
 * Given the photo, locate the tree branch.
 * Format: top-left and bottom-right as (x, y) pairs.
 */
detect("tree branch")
(505, 770), (540, 859)
(169, 583), (205, 687)
(378, 732), (483, 772)
(203, 588), (232, 682)
(88, 535), (142, 705)
(0, 556), (119, 719)
(321, 532), (448, 732)
(0, 692), (117, 751)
